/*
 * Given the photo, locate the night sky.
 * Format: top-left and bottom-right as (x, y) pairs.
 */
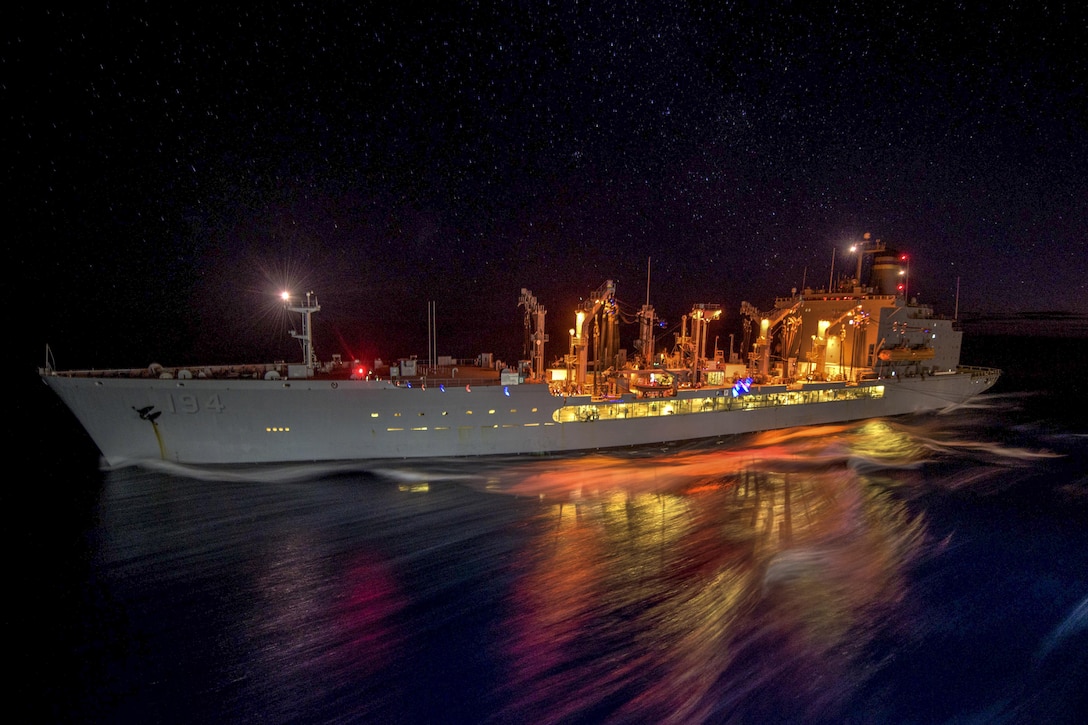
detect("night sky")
(9, 2), (1087, 370)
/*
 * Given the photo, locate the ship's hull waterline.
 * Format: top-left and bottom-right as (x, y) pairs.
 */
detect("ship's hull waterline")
(42, 368), (1000, 467)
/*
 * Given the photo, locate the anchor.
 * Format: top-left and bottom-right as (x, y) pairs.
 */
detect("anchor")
(134, 405), (162, 422)
(133, 405), (167, 459)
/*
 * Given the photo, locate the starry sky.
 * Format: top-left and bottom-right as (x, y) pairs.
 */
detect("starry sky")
(9, 2), (1087, 369)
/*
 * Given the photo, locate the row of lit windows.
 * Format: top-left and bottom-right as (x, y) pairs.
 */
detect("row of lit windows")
(264, 387), (884, 433)
(554, 385), (885, 423)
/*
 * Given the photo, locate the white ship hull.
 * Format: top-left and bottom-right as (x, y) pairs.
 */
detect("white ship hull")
(41, 368), (1000, 467)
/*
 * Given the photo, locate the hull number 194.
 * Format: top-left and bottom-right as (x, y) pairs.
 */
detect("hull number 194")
(164, 392), (226, 414)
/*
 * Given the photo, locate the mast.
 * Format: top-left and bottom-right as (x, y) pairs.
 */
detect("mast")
(284, 291), (321, 376)
(639, 257), (656, 365)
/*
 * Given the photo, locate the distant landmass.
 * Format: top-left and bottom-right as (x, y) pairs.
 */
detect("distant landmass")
(958, 311), (1088, 337)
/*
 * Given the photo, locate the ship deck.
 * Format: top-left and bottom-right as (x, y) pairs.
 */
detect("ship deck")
(40, 361), (508, 387)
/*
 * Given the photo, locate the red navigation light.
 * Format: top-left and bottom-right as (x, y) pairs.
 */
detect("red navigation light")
(356, 366), (366, 376)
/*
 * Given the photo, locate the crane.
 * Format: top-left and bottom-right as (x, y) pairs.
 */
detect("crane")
(570, 280), (616, 393)
(807, 304), (869, 380)
(740, 298), (802, 378)
(518, 288), (549, 382)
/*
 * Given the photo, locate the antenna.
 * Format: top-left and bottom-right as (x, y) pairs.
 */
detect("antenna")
(428, 300), (437, 372)
(645, 256), (651, 307)
(828, 247), (835, 292)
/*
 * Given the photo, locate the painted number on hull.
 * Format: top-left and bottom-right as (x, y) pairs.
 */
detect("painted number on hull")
(164, 393), (226, 413)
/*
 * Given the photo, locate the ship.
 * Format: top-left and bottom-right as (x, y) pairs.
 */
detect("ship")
(40, 239), (1000, 467)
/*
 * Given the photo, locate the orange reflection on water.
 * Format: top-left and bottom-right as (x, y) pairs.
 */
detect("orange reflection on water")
(493, 432), (928, 723)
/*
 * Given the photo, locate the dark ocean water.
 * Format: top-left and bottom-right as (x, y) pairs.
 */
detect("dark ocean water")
(17, 335), (1088, 724)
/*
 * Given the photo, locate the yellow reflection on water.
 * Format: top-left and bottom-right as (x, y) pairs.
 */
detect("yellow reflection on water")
(850, 419), (928, 461)
(396, 482), (430, 493)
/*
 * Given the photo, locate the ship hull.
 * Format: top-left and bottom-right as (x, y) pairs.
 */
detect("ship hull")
(41, 369), (1000, 467)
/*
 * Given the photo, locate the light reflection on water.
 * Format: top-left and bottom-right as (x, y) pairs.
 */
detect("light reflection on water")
(77, 402), (1086, 723)
(478, 423), (930, 723)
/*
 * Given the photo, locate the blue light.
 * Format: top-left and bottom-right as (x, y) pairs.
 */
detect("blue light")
(406, 382), (412, 388)
(439, 384), (445, 392)
(503, 386), (510, 397)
